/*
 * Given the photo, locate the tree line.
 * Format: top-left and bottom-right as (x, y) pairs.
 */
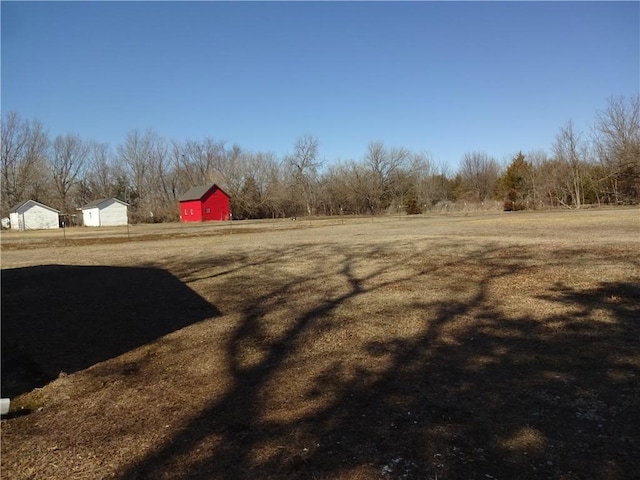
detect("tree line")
(1, 95), (638, 223)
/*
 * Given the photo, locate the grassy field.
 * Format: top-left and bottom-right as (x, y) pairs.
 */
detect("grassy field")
(1, 209), (639, 480)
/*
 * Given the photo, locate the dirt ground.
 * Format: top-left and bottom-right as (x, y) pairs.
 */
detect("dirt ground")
(1, 209), (639, 480)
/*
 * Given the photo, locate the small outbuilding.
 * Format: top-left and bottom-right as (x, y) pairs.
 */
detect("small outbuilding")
(179, 184), (230, 222)
(9, 200), (60, 231)
(81, 198), (129, 227)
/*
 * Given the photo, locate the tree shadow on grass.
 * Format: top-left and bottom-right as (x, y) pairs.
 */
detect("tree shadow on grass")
(1, 265), (220, 398)
(115, 245), (640, 479)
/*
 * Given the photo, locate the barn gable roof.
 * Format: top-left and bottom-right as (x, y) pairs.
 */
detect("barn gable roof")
(178, 184), (229, 202)
(81, 198), (129, 210)
(10, 199), (60, 214)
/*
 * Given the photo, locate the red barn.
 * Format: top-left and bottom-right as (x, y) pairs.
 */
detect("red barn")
(178, 184), (230, 222)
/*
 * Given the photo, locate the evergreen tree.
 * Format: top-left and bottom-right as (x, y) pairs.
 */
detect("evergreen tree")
(498, 152), (532, 210)
(403, 191), (422, 214)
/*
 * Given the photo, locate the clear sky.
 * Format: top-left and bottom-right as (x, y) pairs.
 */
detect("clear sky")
(2, 1), (638, 172)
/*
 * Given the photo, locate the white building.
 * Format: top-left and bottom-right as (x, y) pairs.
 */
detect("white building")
(9, 200), (60, 230)
(81, 198), (129, 227)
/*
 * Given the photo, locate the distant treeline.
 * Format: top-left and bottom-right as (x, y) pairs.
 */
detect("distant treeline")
(1, 95), (638, 222)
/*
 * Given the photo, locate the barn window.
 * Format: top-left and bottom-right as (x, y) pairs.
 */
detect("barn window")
(205, 208), (210, 214)
(190, 209), (194, 215)
(184, 209), (188, 215)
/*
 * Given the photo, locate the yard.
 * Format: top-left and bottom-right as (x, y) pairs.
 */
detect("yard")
(1, 209), (639, 479)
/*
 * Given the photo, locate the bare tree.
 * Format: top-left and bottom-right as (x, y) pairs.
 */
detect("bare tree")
(552, 120), (588, 208)
(286, 134), (322, 215)
(221, 144), (248, 214)
(364, 141), (411, 212)
(319, 162), (361, 216)
(459, 151), (501, 202)
(1, 112), (49, 215)
(363, 141), (387, 212)
(84, 141), (116, 201)
(535, 156), (567, 208)
(348, 160), (378, 214)
(592, 95), (640, 204)
(49, 133), (88, 212)
(118, 129), (175, 221)
(147, 135), (175, 220)
(118, 129), (150, 210)
(525, 149), (549, 209)
(177, 137), (227, 187)
(243, 151), (282, 218)
(409, 151), (439, 210)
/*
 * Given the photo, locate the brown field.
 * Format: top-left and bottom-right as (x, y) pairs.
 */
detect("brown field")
(1, 209), (639, 480)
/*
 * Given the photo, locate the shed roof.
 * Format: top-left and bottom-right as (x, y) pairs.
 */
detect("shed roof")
(178, 184), (229, 202)
(81, 198), (128, 209)
(10, 199), (60, 214)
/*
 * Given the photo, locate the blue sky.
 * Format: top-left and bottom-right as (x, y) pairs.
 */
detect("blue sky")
(2, 1), (638, 172)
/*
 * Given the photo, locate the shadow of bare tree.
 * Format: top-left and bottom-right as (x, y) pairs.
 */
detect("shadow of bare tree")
(113, 242), (640, 480)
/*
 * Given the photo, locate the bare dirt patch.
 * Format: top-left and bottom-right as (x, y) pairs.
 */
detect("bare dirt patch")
(2, 209), (639, 479)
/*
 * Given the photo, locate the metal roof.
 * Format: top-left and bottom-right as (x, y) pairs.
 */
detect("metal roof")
(178, 185), (212, 202)
(178, 184), (229, 202)
(80, 198), (128, 209)
(10, 199), (60, 214)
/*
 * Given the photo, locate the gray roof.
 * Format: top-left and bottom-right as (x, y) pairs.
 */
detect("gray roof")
(81, 198), (128, 209)
(10, 199), (60, 214)
(179, 184), (230, 202)
(178, 185), (211, 202)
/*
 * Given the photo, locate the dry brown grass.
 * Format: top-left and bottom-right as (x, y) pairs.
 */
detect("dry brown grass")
(1, 208), (639, 480)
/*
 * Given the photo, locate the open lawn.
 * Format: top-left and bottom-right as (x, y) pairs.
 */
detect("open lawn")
(1, 209), (639, 479)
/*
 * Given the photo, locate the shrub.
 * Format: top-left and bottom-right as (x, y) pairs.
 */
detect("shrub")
(403, 194), (422, 215)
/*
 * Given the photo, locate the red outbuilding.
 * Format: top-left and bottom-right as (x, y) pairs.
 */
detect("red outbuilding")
(178, 184), (231, 222)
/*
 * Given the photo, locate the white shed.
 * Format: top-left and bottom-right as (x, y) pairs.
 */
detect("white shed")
(9, 200), (60, 231)
(81, 198), (129, 227)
